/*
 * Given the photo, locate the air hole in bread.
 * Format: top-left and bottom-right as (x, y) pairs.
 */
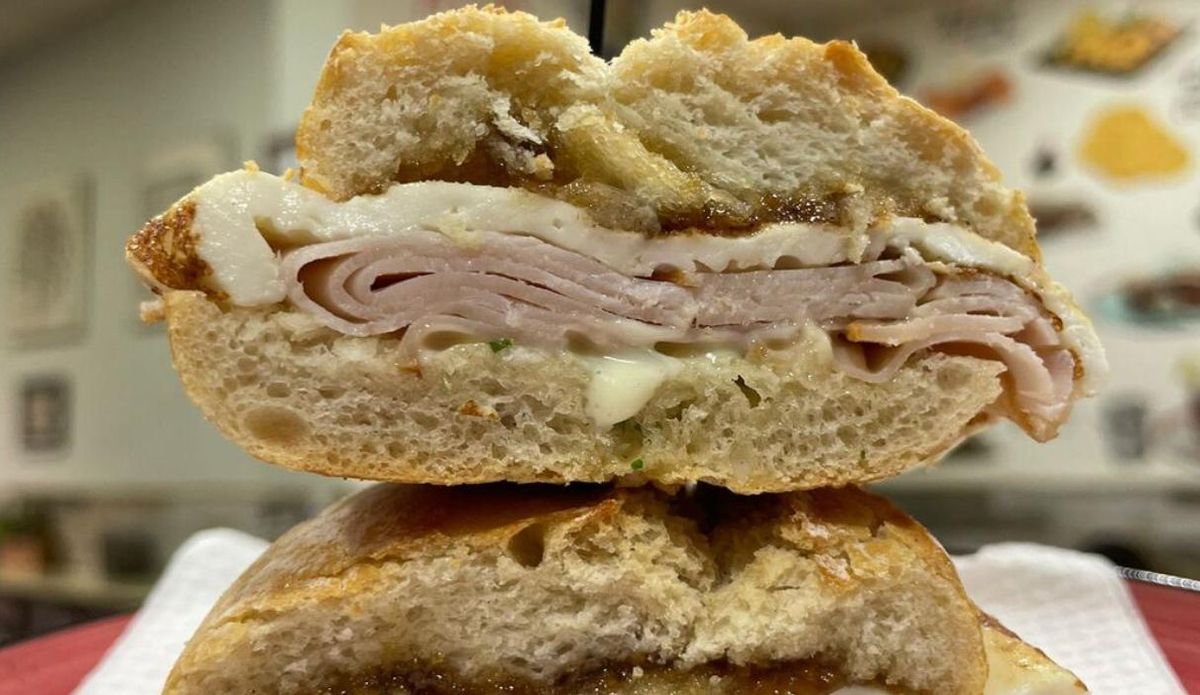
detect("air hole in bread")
(236, 357), (256, 374)
(733, 376), (761, 407)
(936, 364), (971, 390)
(649, 264), (687, 285)
(756, 107), (793, 125)
(612, 419), (644, 459)
(565, 331), (600, 354)
(974, 196), (1000, 217)
(654, 341), (697, 358)
(417, 330), (471, 352)
(384, 84), (397, 101)
(506, 522), (547, 568)
(318, 386), (344, 399)
(662, 400), (695, 421)
(244, 406), (309, 445)
(773, 255), (805, 270)
(410, 411), (439, 429)
(545, 414), (574, 435)
(266, 382), (291, 398)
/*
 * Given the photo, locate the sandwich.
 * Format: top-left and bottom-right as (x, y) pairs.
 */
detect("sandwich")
(127, 7), (1103, 495)
(136, 10), (1096, 693)
(162, 482), (1086, 694)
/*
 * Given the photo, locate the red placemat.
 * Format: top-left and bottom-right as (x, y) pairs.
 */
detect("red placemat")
(0, 582), (1195, 693)
(0, 615), (131, 695)
(1129, 580), (1200, 694)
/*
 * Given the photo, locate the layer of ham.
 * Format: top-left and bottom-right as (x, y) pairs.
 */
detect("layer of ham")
(280, 231), (1075, 436)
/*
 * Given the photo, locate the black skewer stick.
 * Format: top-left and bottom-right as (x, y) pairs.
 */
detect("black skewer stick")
(588, 0), (607, 56)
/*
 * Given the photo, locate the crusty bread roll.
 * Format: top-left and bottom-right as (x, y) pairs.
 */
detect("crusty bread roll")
(128, 7), (1103, 491)
(163, 483), (1084, 695)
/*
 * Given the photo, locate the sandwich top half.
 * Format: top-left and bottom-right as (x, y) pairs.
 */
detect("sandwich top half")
(127, 7), (1104, 492)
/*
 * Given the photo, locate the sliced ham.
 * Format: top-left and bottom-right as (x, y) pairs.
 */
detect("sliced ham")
(279, 230), (1077, 434)
(832, 331), (1073, 422)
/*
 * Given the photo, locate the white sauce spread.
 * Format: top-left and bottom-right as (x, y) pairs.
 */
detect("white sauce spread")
(583, 351), (683, 428)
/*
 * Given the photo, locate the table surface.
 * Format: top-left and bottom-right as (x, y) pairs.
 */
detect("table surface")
(0, 581), (1196, 695)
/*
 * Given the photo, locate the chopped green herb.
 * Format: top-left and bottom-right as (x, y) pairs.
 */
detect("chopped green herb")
(488, 338), (513, 353)
(630, 458), (645, 471)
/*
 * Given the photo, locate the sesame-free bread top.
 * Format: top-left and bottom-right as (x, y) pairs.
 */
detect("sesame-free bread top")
(296, 7), (1038, 257)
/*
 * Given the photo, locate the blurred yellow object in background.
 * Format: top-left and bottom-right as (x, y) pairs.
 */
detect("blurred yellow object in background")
(1053, 11), (1181, 74)
(1179, 353), (1200, 388)
(1079, 104), (1188, 182)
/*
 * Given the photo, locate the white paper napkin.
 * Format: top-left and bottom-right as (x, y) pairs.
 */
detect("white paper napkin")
(955, 543), (1186, 695)
(74, 533), (1185, 695)
(74, 529), (268, 695)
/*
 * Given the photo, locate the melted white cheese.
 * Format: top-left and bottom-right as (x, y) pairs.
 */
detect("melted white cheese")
(185, 170), (1039, 306)
(178, 169), (1104, 394)
(188, 169), (856, 306)
(583, 351), (682, 428)
(888, 217), (1034, 278)
(752, 324), (835, 383)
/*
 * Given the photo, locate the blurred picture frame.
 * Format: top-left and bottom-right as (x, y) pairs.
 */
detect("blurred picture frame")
(131, 133), (237, 331)
(2, 176), (92, 347)
(18, 374), (71, 457)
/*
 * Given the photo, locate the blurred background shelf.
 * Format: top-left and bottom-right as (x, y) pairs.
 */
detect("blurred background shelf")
(0, 572), (150, 611)
(879, 459), (1200, 493)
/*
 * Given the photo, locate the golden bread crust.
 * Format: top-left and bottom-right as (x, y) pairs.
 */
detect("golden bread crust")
(295, 6), (1039, 256)
(203, 483), (612, 625)
(165, 483), (989, 695)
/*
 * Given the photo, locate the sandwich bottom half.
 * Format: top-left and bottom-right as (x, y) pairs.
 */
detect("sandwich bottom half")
(162, 289), (1011, 494)
(163, 483), (1086, 695)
